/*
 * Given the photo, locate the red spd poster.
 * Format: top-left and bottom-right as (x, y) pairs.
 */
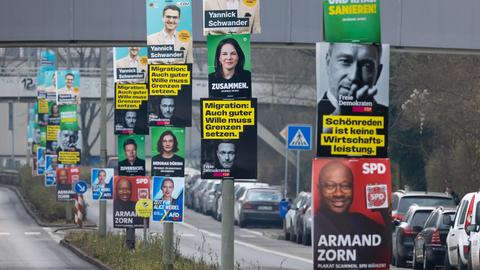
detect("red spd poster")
(311, 158), (391, 270)
(56, 167), (80, 201)
(113, 176), (151, 228)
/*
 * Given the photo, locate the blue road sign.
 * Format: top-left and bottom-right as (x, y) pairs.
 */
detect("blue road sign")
(287, 125), (312, 150)
(74, 181), (88, 194)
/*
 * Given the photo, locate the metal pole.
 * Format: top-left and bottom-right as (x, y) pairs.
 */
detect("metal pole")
(163, 223), (174, 270)
(99, 47), (107, 237)
(296, 151), (300, 196)
(65, 48), (73, 222)
(125, 227), (135, 250)
(143, 218), (148, 242)
(221, 178), (234, 270)
(284, 145), (288, 198)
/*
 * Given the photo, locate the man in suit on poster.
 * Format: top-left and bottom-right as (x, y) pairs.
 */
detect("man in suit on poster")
(147, 5), (193, 63)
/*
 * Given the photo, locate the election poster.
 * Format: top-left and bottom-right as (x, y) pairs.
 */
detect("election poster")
(57, 130), (82, 165)
(146, 0), (193, 64)
(36, 146), (45, 175)
(323, 0), (381, 43)
(207, 34), (251, 99)
(32, 144), (38, 176)
(151, 127), (185, 177)
(113, 176), (151, 228)
(60, 104), (79, 130)
(118, 135), (146, 176)
(46, 124), (60, 154)
(316, 42), (389, 158)
(148, 64), (192, 127)
(152, 176), (184, 222)
(56, 167), (79, 201)
(200, 99), (257, 179)
(91, 168), (114, 200)
(36, 69), (46, 99)
(55, 70), (80, 105)
(311, 158), (391, 270)
(203, 0), (261, 35)
(37, 99), (49, 127)
(48, 102), (61, 126)
(114, 83), (149, 135)
(39, 126), (47, 147)
(44, 70), (57, 102)
(113, 47), (148, 83)
(45, 155), (60, 186)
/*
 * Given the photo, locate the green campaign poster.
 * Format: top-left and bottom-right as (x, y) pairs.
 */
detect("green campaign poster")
(151, 127), (185, 158)
(323, 0), (381, 43)
(117, 135), (146, 176)
(60, 104), (78, 130)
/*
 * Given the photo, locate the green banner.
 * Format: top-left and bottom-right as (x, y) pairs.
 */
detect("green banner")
(60, 104), (78, 130)
(323, 0), (380, 43)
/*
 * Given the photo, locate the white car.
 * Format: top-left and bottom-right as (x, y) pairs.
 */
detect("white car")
(446, 192), (478, 270)
(466, 195), (480, 270)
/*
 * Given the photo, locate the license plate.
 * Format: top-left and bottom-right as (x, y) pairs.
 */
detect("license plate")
(258, 206), (272, 211)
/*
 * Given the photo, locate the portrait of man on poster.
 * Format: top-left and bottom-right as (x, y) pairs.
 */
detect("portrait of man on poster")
(313, 160), (389, 266)
(149, 96), (187, 126)
(118, 138), (146, 176)
(147, 4), (193, 64)
(115, 47), (148, 73)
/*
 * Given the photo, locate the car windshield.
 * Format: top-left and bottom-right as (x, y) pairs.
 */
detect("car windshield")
(411, 210), (433, 227)
(247, 190), (281, 202)
(398, 196), (455, 214)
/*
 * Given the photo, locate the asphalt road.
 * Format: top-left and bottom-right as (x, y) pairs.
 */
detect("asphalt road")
(84, 190), (312, 270)
(0, 187), (98, 270)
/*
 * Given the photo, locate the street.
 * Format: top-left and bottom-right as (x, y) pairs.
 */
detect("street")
(0, 187), (98, 270)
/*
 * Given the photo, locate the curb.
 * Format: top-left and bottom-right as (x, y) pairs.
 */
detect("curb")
(60, 239), (112, 270)
(0, 184), (96, 228)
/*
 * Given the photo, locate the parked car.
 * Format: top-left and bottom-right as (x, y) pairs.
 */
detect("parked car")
(301, 202), (312, 246)
(284, 192), (310, 243)
(447, 192), (479, 270)
(412, 206), (456, 269)
(211, 182), (223, 220)
(200, 180), (221, 215)
(106, 157), (118, 174)
(193, 180), (211, 212)
(392, 204), (436, 267)
(185, 177), (203, 209)
(234, 187), (282, 228)
(468, 199), (480, 270)
(215, 182), (268, 222)
(391, 190), (457, 224)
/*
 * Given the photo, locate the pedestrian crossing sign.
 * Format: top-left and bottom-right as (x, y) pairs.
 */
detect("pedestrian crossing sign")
(287, 125), (312, 150)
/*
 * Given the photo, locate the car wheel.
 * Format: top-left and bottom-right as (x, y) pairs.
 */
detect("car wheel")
(284, 225), (290, 241)
(412, 246), (421, 270)
(458, 249), (467, 270)
(395, 252), (406, 268)
(239, 215), (247, 228)
(444, 251), (453, 270)
(290, 224), (296, 242)
(302, 231), (310, 246)
(423, 249), (433, 270)
(296, 225), (303, 244)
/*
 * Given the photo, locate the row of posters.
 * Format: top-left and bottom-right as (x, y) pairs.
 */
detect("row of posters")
(37, 69), (81, 105)
(88, 171), (184, 227)
(316, 2), (389, 269)
(200, 0), (261, 180)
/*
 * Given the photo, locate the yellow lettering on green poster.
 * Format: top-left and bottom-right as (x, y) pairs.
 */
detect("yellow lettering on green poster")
(59, 151), (80, 164)
(115, 84), (148, 110)
(202, 100), (255, 139)
(46, 125), (60, 141)
(38, 99), (49, 114)
(321, 115), (384, 156)
(328, 3), (376, 16)
(149, 65), (191, 96)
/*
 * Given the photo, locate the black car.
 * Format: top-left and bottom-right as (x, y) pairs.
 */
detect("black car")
(412, 206), (456, 269)
(392, 204), (436, 267)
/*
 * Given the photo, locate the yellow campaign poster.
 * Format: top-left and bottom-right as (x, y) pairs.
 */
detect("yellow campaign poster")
(316, 43), (389, 158)
(148, 64), (192, 127)
(200, 98), (257, 179)
(114, 83), (149, 135)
